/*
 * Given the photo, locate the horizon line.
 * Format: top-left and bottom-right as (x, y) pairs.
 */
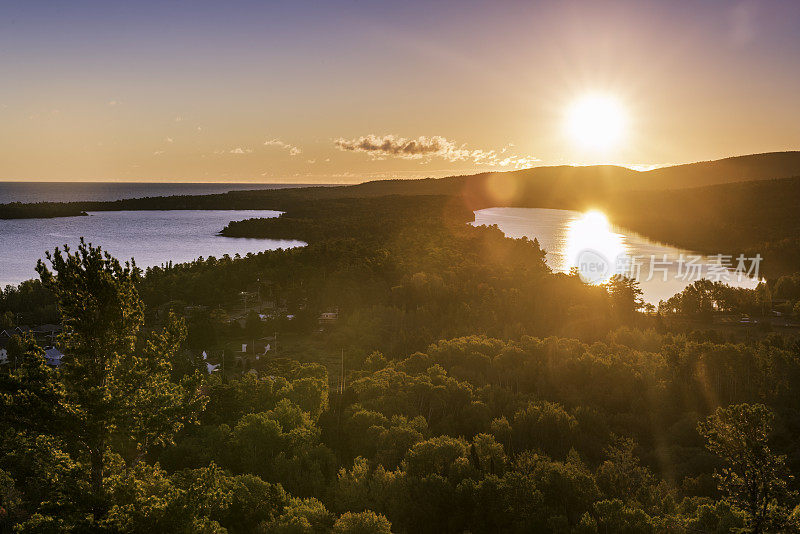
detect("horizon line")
(1, 149), (797, 185)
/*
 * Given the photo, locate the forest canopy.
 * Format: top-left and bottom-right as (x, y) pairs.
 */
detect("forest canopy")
(1, 191), (799, 533)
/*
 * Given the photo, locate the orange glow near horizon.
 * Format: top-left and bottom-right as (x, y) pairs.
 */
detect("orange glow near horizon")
(3, 2), (799, 183)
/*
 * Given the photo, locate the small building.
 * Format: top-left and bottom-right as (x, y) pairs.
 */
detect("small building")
(0, 337), (8, 365)
(32, 324), (62, 344)
(44, 346), (64, 367)
(241, 342), (270, 356)
(32, 324), (62, 336)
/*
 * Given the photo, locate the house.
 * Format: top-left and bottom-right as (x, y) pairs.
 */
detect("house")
(32, 324), (62, 344)
(0, 337), (8, 365)
(32, 324), (62, 336)
(44, 346), (64, 367)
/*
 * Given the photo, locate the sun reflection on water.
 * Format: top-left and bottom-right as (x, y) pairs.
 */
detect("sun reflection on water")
(566, 210), (628, 284)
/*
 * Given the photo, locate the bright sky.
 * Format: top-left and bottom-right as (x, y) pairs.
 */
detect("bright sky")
(1, 0), (799, 183)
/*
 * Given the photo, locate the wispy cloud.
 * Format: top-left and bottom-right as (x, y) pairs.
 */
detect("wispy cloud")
(229, 147), (253, 155)
(334, 134), (538, 168)
(265, 138), (301, 156)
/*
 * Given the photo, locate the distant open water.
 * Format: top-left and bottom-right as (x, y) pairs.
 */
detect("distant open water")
(0, 182), (317, 286)
(0, 182), (319, 204)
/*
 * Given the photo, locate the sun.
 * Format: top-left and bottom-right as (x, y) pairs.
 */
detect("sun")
(565, 94), (627, 151)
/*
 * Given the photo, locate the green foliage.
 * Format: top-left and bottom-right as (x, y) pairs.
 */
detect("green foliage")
(684, 500), (746, 533)
(332, 510), (392, 534)
(403, 436), (470, 479)
(606, 275), (644, 317)
(592, 499), (653, 534)
(3, 242), (208, 528)
(511, 401), (578, 459)
(5, 191), (800, 532)
(699, 403), (795, 532)
(264, 497), (334, 534)
(226, 399), (334, 496)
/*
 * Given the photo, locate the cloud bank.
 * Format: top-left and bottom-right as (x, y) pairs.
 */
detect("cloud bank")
(334, 134), (537, 168)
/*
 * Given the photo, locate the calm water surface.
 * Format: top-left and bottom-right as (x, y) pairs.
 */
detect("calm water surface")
(473, 207), (761, 304)
(0, 210), (304, 287)
(0, 182), (321, 203)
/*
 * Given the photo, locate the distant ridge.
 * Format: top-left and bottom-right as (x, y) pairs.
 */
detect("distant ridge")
(642, 151), (800, 189)
(374, 150), (800, 190)
(330, 151), (800, 210)
(2, 151), (799, 220)
(1, 150), (798, 275)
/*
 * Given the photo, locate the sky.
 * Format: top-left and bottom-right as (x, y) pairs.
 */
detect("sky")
(1, 0), (799, 183)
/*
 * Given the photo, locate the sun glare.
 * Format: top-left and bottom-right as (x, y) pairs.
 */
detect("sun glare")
(566, 210), (628, 284)
(565, 94), (627, 151)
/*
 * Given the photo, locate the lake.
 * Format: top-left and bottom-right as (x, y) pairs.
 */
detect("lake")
(473, 207), (762, 304)
(0, 210), (305, 287)
(0, 181), (321, 203)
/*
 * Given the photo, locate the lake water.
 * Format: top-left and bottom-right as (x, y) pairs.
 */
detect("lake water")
(0, 182), (320, 204)
(473, 207), (761, 304)
(0, 210), (305, 287)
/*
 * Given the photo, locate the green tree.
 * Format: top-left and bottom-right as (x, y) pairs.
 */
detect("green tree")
(698, 403), (794, 533)
(171, 463), (288, 533)
(606, 275), (644, 317)
(595, 438), (670, 515)
(511, 401), (577, 459)
(0, 468), (23, 531)
(593, 499), (653, 534)
(332, 510), (392, 534)
(265, 496), (334, 534)
(36, 240), (206, 517)
(403, 436), (469, 478)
